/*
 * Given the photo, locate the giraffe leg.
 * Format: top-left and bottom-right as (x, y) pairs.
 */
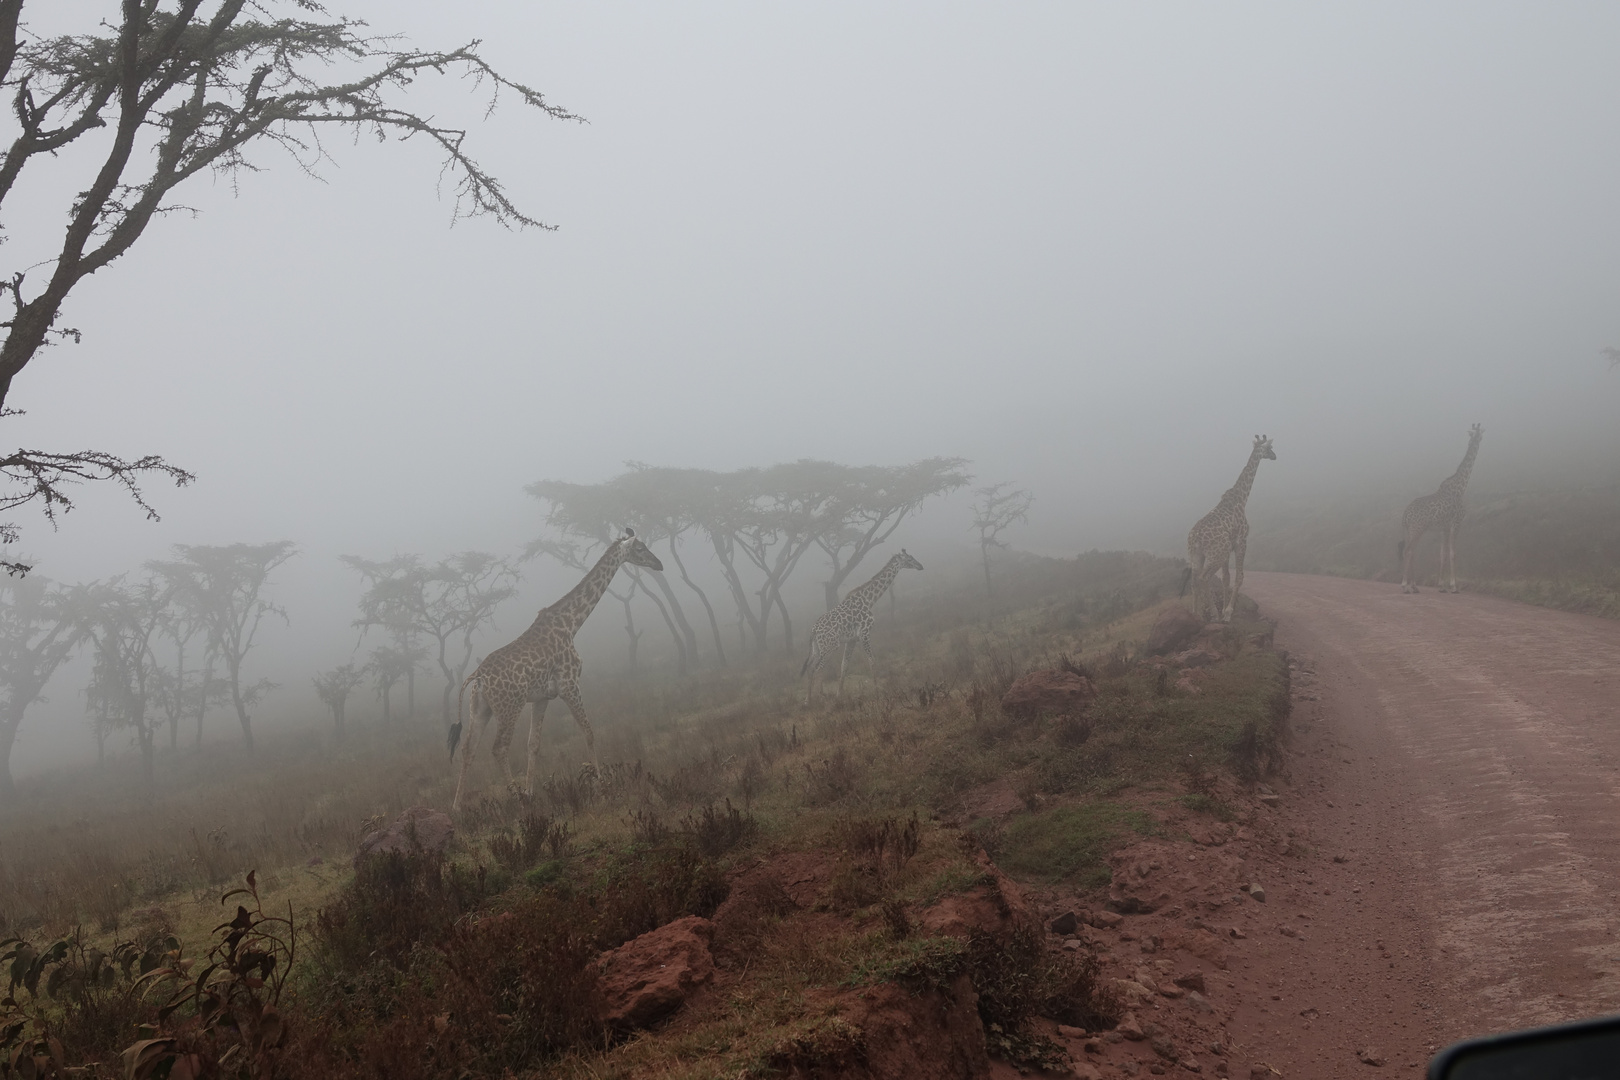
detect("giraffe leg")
(805, 639), (824, 705)
(837, 640), (854, 697)
(1231, 537), (1247, 621)
(1444, 525), (1458, 592)
(523, 695), (551, 796)
(1218, 561), (1233, 623)
(451, 690), (490, 813)
(488, 707), (522, 788)
(558, 681), (598, 779)
(1401, 526), (1423, 593)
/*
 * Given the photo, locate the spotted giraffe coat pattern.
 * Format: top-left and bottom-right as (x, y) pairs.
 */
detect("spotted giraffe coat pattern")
(1400, 424), (1483, 594)
(1184, 435), (1276, 624)
(450, 531), (663, 811)
(802, 549), (924, 703)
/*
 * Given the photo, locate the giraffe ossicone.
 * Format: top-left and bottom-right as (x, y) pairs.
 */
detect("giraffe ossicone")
(449, 529), (664, 812)
(803, 549), (923, 704)
(1399, 424), (1483, 595)
(1183, 434), (1276, 624)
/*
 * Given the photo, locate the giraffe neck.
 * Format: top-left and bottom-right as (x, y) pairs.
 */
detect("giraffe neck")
(1439, 438), (1480, 499)
(542, 540), (628, 638)
(847, 556), (904, 610)
(1219, 448), (1265, 511)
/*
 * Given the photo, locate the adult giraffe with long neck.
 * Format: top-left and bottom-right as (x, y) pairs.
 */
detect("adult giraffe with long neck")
(1182, 435), (1276, 623)
(449, 530), (663, 812)
(1400, 424), (1483, 594)
(802, 549), (924, 704)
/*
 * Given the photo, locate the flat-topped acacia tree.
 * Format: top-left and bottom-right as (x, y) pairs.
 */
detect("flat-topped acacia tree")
(0, 1), (577, 571)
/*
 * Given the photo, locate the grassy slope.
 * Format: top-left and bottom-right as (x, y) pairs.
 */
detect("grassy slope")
(0, 550), (1291, 1077)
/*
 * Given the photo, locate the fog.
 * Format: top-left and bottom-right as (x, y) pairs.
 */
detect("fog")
(5, 3), (1620, 775)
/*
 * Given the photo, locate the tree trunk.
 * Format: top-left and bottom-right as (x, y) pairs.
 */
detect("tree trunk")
(0, 709), (20, 804)
(194, 661), (212, 752)
(824, 579), (840, 612)
(170, 639), (185, 752)
(380, 679), (393, 724)
(710, 534), (766, 654)
(405, 667), (416, 720)
(774, 590), (794, 654)
(635, 577), (687, 675)
(138, 723), (155, 790)
(669, 537), (726, 667)
(229, 657), (254, 753)
(648, 566), (700, 664)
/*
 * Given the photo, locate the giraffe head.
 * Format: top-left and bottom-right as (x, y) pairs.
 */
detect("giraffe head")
(1468, 423), (1484, 445)
(617, 528), (664, 571)
(896, 548), (924, 572)
(1253, 434), (1277, 461)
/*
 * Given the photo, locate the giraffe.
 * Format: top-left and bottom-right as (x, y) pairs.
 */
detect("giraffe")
(449, 529), (663, 812)
(1399, 423), (1483, 594)
(801, 549), (923, 704)
(1181, 435), (1276, 623)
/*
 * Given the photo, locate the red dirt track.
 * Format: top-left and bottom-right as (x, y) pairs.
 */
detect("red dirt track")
(1234, 571), (1620, 1074)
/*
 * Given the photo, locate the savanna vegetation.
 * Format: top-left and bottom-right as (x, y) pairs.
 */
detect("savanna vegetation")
(0, 542), (1291, 1077)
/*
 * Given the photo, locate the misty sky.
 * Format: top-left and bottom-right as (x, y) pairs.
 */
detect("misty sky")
(6, 3), (1620, 769)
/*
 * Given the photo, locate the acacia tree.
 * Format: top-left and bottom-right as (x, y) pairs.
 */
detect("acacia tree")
(365, 641), (424, 724)
(170, 541), (294, 751)
(79, 575), (172, 787)
(526, 477), (693, 674)
(969, 482), (1034, 601)
(313, 663), (363, 733)
(0, 572), (84, 799)
(145, 556), (212, 751)
(813, 458), (971, 610)
(0, 2), (577, 571)
(345, 552), (519, 724)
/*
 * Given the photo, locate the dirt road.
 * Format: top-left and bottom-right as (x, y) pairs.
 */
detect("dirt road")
(1232, 571), (1620, 1074)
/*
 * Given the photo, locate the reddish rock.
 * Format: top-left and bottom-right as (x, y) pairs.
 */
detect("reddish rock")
(1146, 606), (1205, 655)
(1000, 669), (1095, 719)
(353, 806), (453, 867)
(596, 916), (716, 1031)
(1171, 648), (1223, 669)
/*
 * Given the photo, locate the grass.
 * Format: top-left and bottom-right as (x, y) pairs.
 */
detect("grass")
(0, 547), (1289, 1077)
(996, 802), (1156, 887)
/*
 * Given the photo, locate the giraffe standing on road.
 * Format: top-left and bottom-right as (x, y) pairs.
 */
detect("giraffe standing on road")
(1182, 435), (1277, 623)
(449, 530), (663, 811)
(1400, 424), (1483, 594)
(802, 549), (924, 704)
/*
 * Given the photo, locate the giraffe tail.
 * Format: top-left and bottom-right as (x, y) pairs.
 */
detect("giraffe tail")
(448, 675), (473, 759)
(1178, 566), (1193, 598)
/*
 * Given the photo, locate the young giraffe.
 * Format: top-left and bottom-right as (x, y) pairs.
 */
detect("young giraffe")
(1182, 435), (1277, 623)
(801, 549), (924, 704)
(1400, 424), (1483, 594)
(449, 530), (663, 812)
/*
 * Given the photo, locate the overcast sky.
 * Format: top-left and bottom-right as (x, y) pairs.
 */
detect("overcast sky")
(6, 3), (1620, 769)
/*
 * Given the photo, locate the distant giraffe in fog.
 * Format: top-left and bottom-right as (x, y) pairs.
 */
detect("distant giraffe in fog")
(1182, 435), (1276, 623)
(802, 549), (923, 704)
(449, 531), (663, 812)
(1400, 424), (1483, 594)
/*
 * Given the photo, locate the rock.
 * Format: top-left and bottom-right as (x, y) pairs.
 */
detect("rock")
(1132, 967), (1160, 992)
(1107, 891), (1158, 915)
(1187, 990), (1214, 1013)
(1074, 1064), (1103, 1080)
(1114, 979), (1157, 1005)
(1093, 910), (1124, 928)
(1181, 1058), (1203, 1073)
(1246, 883), (1266, 903)
(1117, 1013), (1145, 1040)
(1251, 1067), (1281, 1079)
(1058, 1024), (1088, 1039)
(1357, 1047), (1386, 1067)
(1227, 927), (1246, 939)
(1150, 1034), (1181, 1061)
(1147, 606), (1205, 655)
(1159, 984), (1184, 999)
(1174, 972), (1207, 993)
(1257, 792), (1280, 806)
(1171, 648), (1223, 669)
(1000, 669), (1095, 719)
(596, 915), (716, 1030)
(353, 806), (453, 867)
(1176, 675), (1203, 695)
(1278, 924), (1298, 938)
(1064, 939), (1086, 951)
(1050, 910), (1080, 935)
